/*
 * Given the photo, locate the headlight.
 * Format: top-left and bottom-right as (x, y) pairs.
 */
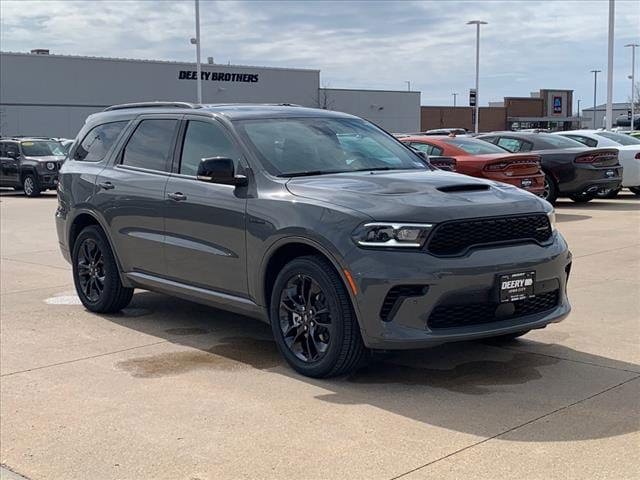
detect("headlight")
(46, 162), (55, 171)
(547, 210), (556, 231)
(353, 223), (433, 248)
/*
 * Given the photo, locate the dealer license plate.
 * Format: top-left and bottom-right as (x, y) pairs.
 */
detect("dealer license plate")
(499, 271), (535, 303)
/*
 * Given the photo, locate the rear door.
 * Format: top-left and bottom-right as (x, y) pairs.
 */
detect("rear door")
(163, 116), (248, 297)
(94, 115), (180, 276)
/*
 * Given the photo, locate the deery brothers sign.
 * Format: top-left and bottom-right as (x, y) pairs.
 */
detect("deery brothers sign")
(178, 70), (259, 83)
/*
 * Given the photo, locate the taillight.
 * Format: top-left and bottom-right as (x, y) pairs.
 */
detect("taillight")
(575, 154), (597, 163)
(484, 161), (510, 171)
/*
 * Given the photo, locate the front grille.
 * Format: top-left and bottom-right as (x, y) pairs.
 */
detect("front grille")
(428, 289), (559, 329)
(380, 285), (428, 322)
(426, 214), (552, 256)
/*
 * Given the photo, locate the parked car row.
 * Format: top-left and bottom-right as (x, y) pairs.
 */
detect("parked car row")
(398, 129), (640, 205)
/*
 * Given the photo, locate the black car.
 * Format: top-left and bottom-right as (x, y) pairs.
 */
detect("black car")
(477, 132), (621, 204)
(0, 137), (66, 196)
(56, 102), (571, 378)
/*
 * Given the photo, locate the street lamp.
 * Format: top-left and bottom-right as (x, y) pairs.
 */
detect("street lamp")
(452, 92), (458, 107)
(605, 0), (615, 130)
(467, 20), (487, 134)
(591, 69), (601, 129)
(191, 0), (202, 103)
(625, 43), (639, 131)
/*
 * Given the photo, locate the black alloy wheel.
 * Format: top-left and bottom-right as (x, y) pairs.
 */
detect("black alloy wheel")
(270, 255), (366, 378)
(278, 274), (333, 363)
(541, 174), (557, 205)
(72, 225), (134, 313)
(76, 238), (106, 302)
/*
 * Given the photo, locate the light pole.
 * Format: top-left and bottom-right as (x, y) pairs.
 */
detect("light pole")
(405, 81), (411, 92)
(605, 0), (615, 130)
(467, 20), (487, 134)
(625, 43), (639, 131)
(192, 0), (202, 103)
(577, 99), (581, 128)
(452, 92), (458, 107)
(591, 69), (601, 129)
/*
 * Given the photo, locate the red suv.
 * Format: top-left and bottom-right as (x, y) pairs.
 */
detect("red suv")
(400, 135), (545, 196)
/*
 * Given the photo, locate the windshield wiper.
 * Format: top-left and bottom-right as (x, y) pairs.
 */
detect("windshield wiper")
(279, 169), (348, 178)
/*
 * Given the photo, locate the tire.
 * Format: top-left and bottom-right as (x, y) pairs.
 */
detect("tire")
(486, 330), (531, 343)
(541, 174), (558, 205)
(269, 255), (366, 378)
(629, 186), (640, 196)
(72, 225), (133, 313)
(569, 193), (595, 203)
(596, 188), (620, 199)
(22, 174), (41, 197)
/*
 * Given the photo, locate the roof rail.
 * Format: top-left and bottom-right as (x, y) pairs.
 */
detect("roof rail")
(104, 101), (201, 112)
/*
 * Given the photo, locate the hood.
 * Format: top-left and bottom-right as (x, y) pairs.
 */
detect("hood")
(25, 155), (66, 162)
(286, 170), (546, 223)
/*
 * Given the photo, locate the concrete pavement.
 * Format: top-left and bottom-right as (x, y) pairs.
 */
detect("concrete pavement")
(1, 189), (639, 479)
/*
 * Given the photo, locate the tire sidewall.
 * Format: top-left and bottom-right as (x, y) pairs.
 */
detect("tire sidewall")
(72, 226), (119, 312)
(269, 257), (348, 377)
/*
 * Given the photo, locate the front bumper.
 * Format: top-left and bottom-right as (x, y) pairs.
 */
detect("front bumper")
(344, 233), (572, 349)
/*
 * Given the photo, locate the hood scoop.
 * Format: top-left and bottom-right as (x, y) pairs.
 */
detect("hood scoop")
(437, 184), (490, 193)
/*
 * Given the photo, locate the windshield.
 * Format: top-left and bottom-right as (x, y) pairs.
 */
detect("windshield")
(541, 135), (585, 148)
(445, 137), (507, 155)
(235, 117), (428, 177)
(20, 141), (65, 157)
(596, 131), (640, 146)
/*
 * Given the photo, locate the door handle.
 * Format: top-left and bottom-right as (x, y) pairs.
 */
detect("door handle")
(167, 192), (187, 201)
(98, 181), (115, 190)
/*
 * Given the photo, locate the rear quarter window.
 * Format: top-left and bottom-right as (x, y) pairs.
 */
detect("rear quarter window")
(74, 121), (129, 162)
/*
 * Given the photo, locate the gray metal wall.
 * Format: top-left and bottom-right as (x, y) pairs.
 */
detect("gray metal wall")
(1, 52), (420, 137)
(320, 88), (420, 133)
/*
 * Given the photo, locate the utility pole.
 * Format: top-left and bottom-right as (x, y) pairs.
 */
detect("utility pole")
(467, 20), (487, 134)
(591, 69), (601, 129)
(193, 0), (202, 103)
(577, 99), (581, 128)
(625, 43), (639, 130)
(452, 92), (458, 107)
(605, 0), (615, 130)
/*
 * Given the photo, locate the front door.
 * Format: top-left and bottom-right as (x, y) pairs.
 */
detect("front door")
(163, 117), (248, 297)
(0, 142), (20, 187)
(94, 116), (180, 276)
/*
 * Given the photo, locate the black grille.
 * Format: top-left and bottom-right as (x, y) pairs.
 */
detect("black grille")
(380, 285), (428, 322)
(428, 290), (559, 329)
(426, 214), (552, 256)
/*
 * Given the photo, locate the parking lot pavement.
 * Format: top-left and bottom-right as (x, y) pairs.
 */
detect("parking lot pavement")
(1, 190), (639, 480)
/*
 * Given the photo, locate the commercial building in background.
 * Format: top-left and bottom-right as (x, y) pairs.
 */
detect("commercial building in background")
(421, 89), (578, 132)
(0, 50), (420, 137)
(580, 102), (633, 129)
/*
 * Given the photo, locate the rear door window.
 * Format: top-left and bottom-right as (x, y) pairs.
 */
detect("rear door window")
(122, 119), (178, 172)
(74, 121), (129, 162)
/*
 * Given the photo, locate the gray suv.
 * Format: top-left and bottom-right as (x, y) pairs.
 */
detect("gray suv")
(56, 102), (572, 378)
(0, 137), (66, 196)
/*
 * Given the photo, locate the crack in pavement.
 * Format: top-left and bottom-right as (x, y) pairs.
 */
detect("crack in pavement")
(388, 374), (640, 480)
(0, 340), (168, 377)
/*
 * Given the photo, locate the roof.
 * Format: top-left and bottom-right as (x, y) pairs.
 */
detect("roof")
(90, 103), (356, 122)
(0, 50), (320, 73)
(582, 102), (631, 111)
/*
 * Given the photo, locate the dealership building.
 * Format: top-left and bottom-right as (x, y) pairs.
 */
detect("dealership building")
(0, 50), (420, 138)
(421, 89), (579, 132)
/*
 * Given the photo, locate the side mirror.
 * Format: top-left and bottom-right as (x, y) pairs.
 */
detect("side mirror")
(197, 157), (247, 186)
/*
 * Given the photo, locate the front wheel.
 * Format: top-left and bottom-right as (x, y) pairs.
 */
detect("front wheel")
(269, 255), (366, 378)
(72, 225), (133, 313)
(629, 186), (640, 196)
(22, 174), (41, 197)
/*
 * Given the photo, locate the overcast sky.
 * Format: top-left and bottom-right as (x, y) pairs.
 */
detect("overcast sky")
(1, 0), (639, 109)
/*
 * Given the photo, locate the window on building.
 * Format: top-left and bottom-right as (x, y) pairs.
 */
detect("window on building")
(122, 119), (178, 172)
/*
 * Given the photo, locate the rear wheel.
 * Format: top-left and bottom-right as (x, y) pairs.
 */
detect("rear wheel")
(72, 226), (133, 313)
(269, 255), (366, 378)
(541, 174), (558, 205)
(22, 174), (41, 197)
(629, 186), (640, 196)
